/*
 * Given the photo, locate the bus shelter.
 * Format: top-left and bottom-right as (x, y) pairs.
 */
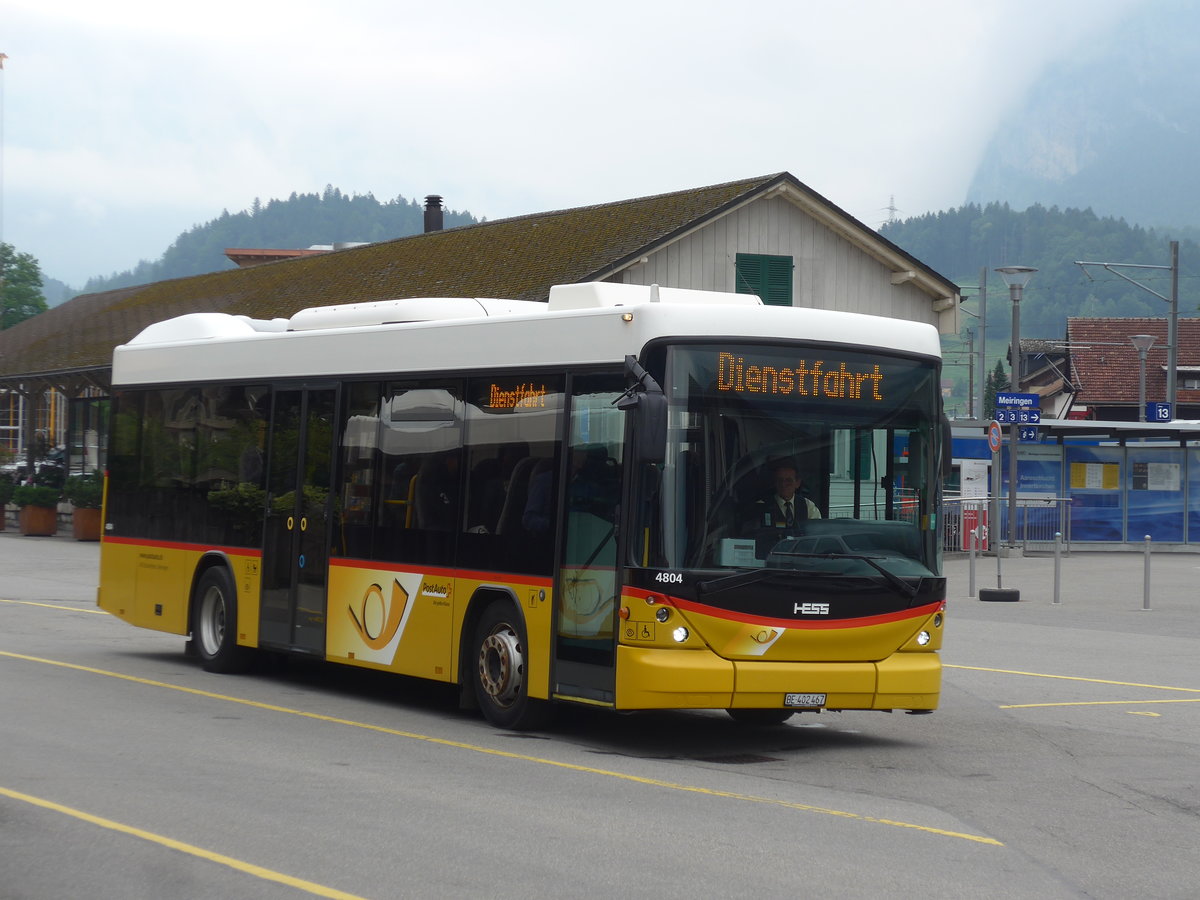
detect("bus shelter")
(950, 419), (1200, 549)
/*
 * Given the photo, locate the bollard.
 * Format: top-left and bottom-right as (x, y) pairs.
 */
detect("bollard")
(1142, 534), (1152, 611)
(1053, 531), (1062, 605)
(968, 528), (977, 597)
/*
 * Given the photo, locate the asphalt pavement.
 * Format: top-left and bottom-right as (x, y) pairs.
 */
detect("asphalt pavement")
(0, 526), (101, 605)
(945, 543), (1200, 637)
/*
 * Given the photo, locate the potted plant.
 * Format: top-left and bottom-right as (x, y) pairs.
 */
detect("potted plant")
(0, 473), (14, 531)
(12, 483), (61, 537)
(64, 473), (104, 541)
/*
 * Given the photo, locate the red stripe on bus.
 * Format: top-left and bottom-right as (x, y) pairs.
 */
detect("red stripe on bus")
(101, 536), (262, 558)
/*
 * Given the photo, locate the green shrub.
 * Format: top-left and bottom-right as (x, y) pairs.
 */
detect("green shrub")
(64, 473), (104, 509)
(12, 484), (61, 509)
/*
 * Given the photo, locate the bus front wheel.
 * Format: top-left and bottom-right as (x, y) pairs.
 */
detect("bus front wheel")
(192, 566), (252, 674)
(472, 603), (547, 730)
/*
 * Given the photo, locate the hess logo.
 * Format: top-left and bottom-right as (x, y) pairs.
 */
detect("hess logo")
(794, 602), (830, 616)
(349, 578), (410, 649)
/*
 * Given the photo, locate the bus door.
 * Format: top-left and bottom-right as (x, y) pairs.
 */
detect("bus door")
(260, 386), (337, 654)
(553, 375), (624, 704)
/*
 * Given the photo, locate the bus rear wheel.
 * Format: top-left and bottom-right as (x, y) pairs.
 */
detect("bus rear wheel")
(472, 603), (547, 730)
(192, 566), (252, 674)
(726, 708), (794, 726)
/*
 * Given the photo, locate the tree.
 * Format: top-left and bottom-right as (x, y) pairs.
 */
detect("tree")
(77, 188), (479, 294)
(0, 243), (49, 329)
(983, 359), (1010, 420)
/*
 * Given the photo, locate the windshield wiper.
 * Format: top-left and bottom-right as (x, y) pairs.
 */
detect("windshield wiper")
(696, 568), (786, 595)
(766, 551), (920, 600)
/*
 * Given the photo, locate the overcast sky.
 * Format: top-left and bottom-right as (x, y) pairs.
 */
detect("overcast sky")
(3, 0), (1143, 287)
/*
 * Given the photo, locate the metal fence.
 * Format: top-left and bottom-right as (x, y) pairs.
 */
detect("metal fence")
(941, 496), (1072, 554)
(828, 488), (921, 524)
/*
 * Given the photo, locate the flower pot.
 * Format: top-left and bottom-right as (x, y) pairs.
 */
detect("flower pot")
(72, 507), (102, 541)
(19, 505), (58, 537)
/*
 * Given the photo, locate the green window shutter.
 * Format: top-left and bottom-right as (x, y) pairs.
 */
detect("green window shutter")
(735, 253), (793, 306)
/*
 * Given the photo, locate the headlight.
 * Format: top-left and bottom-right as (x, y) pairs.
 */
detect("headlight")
(672, 627), (689, 643)
(655, 607), (671, 623)
(916, 630), (931, 646)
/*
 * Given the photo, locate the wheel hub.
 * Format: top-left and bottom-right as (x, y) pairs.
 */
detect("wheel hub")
(199, 587), (226, 656)
(478, 626), (523, 707)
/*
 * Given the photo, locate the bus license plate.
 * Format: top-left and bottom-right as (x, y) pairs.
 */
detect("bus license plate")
(784, 693), (826, 708)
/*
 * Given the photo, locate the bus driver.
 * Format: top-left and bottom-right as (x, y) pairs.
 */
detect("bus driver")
(747, 458), (821, 530)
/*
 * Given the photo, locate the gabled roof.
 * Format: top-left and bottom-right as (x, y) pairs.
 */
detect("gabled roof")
(0, 172), (958, 382)
(1067, 317), (1200, 404)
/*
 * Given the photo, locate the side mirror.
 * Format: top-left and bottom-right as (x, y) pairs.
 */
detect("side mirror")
(630, 390), (666, 464)
(617, 355), (666, 465)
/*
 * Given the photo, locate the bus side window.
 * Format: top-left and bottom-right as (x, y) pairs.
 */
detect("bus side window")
(200, 384), (270, 549)
(459, 374), (565, 576)
(335, 382), (382, 559)
(374, 381), (464, 567)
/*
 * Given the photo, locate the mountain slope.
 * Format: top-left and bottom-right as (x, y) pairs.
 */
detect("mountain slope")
(77, 188), (478, 297)
(967, 1), (1200, 229)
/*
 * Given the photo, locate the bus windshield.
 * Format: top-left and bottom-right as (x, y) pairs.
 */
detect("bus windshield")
(650, 342), (942, 578)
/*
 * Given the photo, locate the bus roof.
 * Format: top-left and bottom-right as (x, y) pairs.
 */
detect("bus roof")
(112, 282), (941, 386)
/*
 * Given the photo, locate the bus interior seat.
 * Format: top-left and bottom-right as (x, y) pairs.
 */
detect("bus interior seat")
(494, 456), (541, 535)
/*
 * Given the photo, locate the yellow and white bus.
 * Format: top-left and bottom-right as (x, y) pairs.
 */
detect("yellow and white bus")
(98, 282), (947, 728)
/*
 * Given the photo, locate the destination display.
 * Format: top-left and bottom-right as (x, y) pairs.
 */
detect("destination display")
(486, 382), (550, 409)
(716, 351), (884, 402)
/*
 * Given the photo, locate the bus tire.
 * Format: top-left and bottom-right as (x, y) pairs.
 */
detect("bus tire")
(472, 602), (547, 730)
(192, 566), (252, 674)
(726, 708), (794, 726)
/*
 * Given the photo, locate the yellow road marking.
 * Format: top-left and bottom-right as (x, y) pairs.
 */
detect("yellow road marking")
(1129, 711), (1162, 717)
(1001, 698), (1200, 709)
(0, 650), (1002, 847)
(946, 664), (1200, 694)
(0, 785), (366, 900)
(0, 597), (105, 614)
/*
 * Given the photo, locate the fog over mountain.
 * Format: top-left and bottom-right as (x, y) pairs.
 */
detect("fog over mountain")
(967, 0), (1200, 229)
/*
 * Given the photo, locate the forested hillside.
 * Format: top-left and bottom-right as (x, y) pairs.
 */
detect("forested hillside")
(881, 203), (1199, 340)
(78, 187), (479, 296)
(881, 203), (1200, 414)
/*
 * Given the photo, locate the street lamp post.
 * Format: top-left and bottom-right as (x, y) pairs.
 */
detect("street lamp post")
(996, 266), (1037, 551)
(1130, 334), (1156, 421)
